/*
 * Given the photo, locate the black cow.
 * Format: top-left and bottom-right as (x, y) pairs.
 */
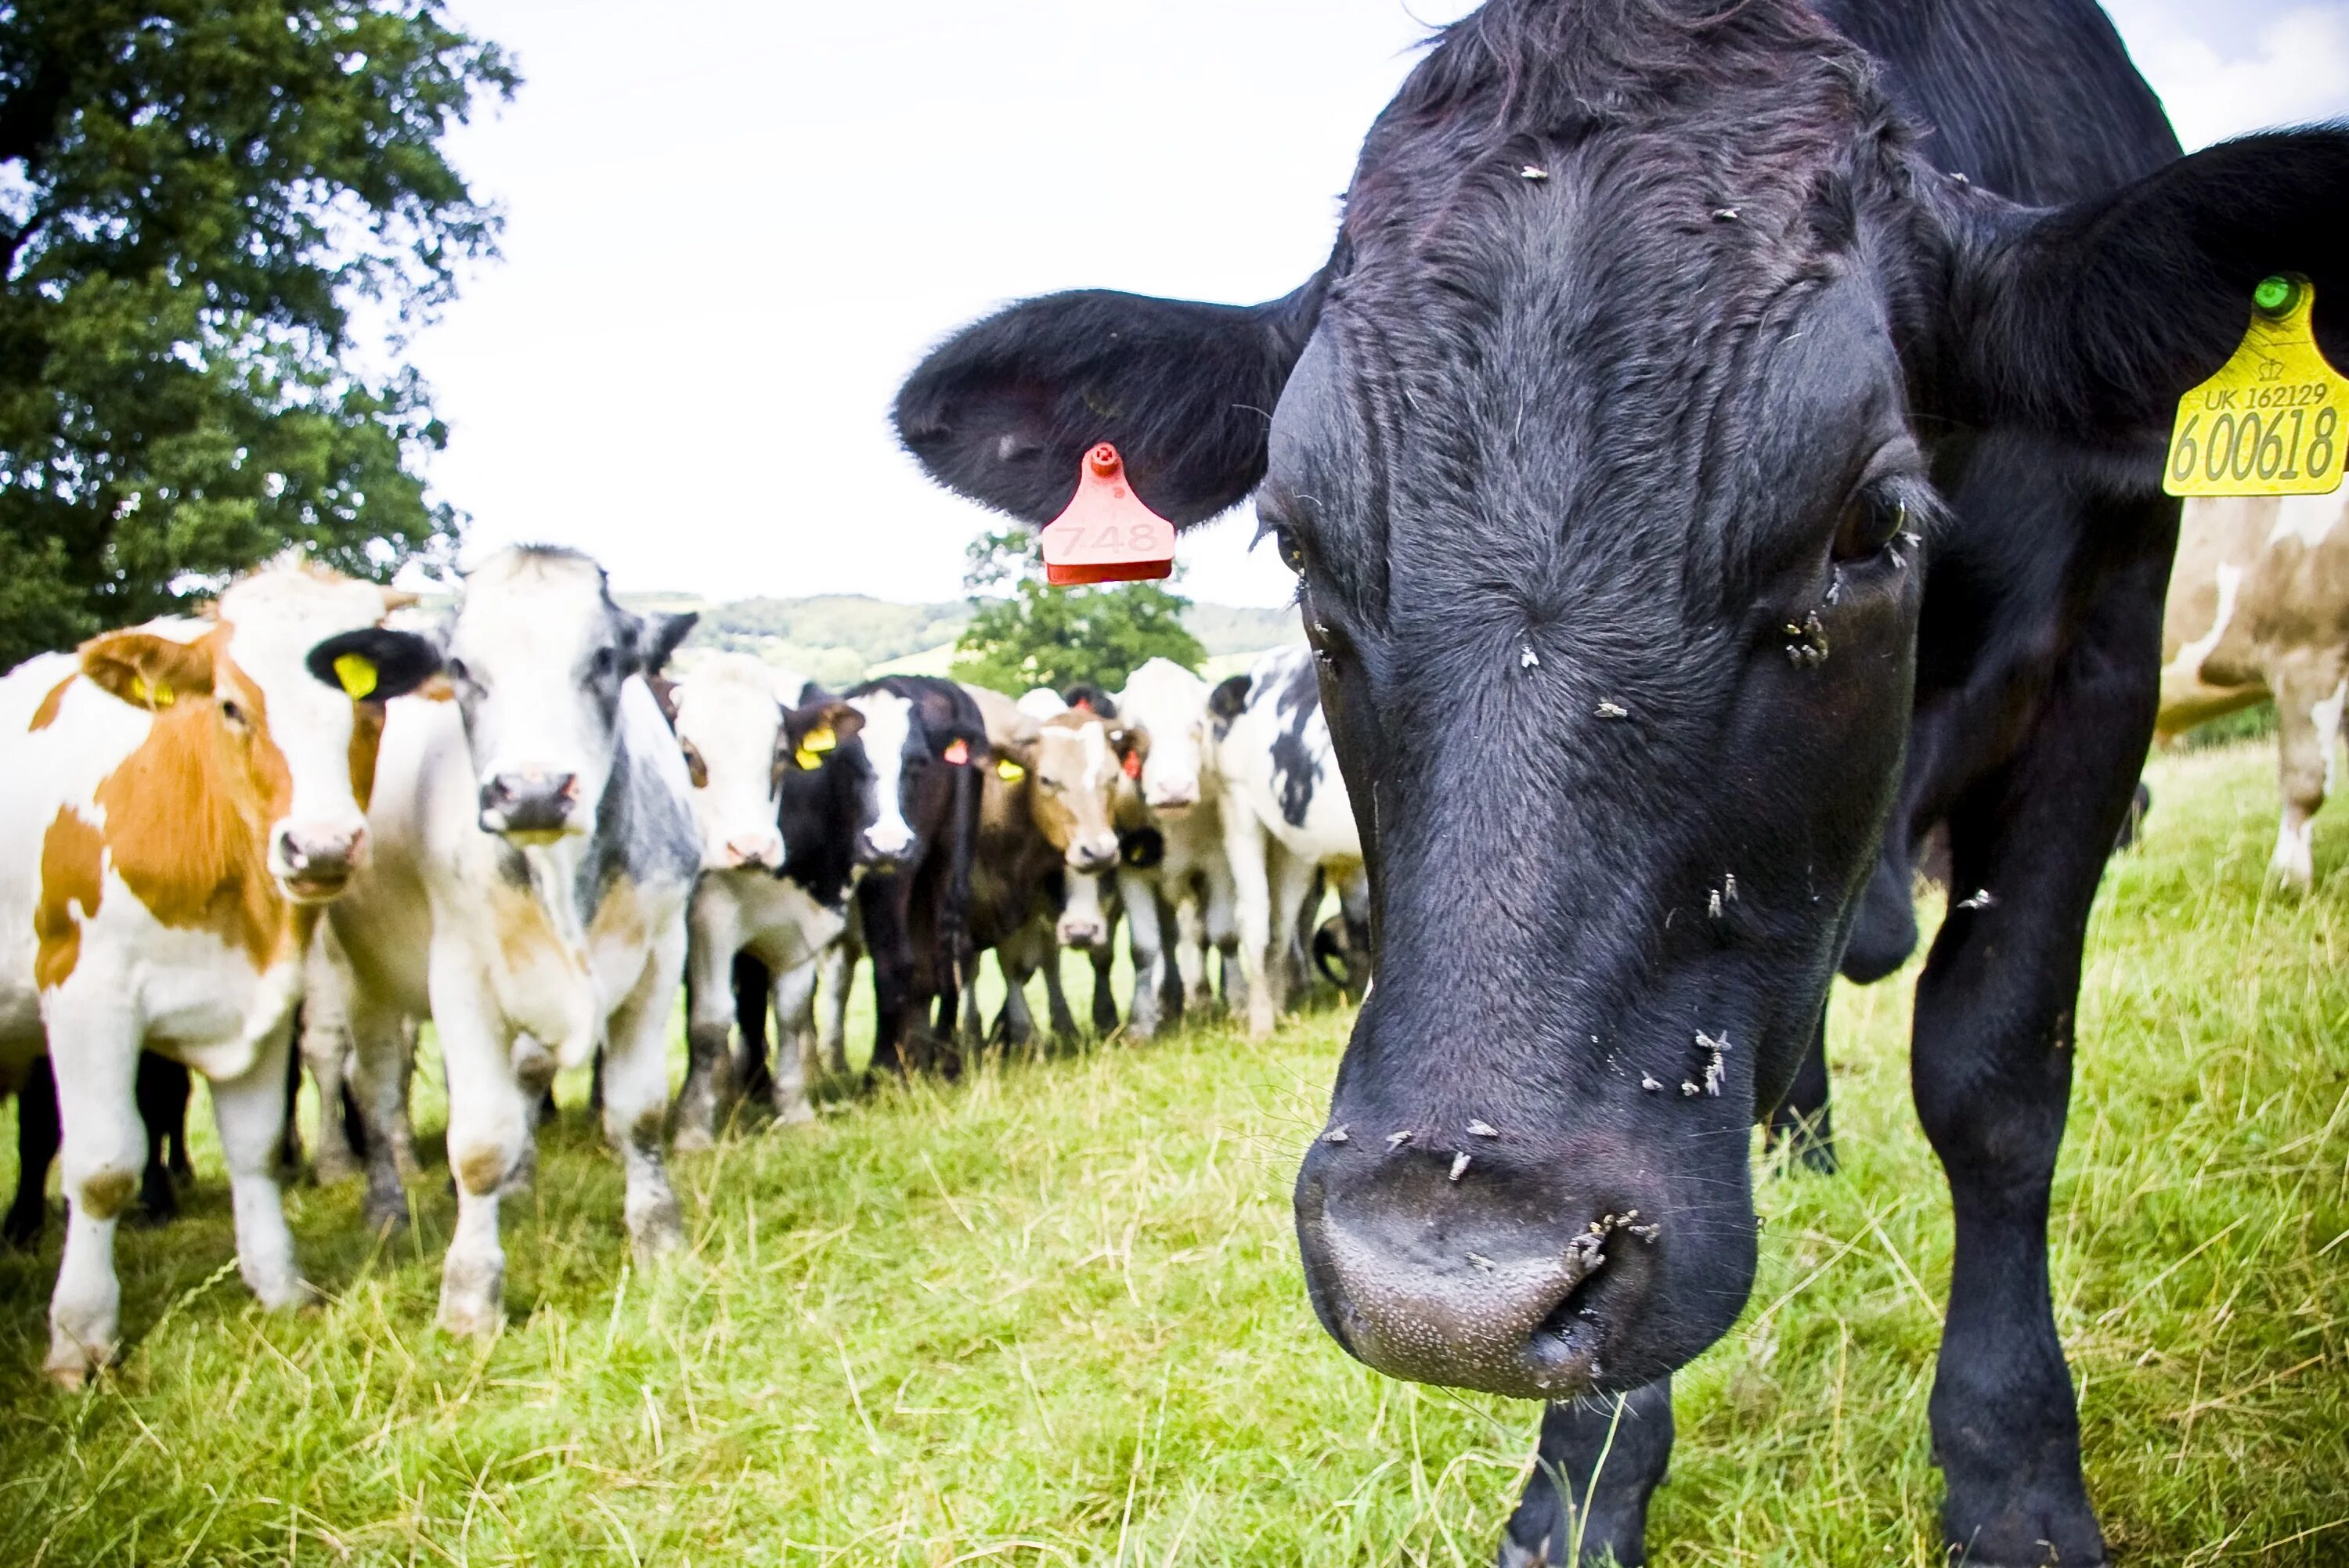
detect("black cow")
(891, 2), (2349, 1561)
(835, 676), (986, 1077)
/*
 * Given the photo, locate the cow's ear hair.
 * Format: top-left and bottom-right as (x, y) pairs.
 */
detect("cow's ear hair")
(633, 611), (698, 677)
(1207, 673), (1251, 723)
(303, 628), (444, 702)
(1061, 681), (1117, 718)
(81, 631), (217, 712)
(1948, 128), (2349, 438)
(894, 271), (1331, 528)
(785, 700), (864, 748)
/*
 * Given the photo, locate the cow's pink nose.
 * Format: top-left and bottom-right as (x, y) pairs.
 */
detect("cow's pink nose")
(727, 833), (783, 868)
(1148, 783), (1199, 809)
(277, 823), (367, 890)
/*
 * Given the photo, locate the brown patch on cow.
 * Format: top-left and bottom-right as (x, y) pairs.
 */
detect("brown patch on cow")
(630, 1104), (666, 1152)
(348, 703), (386, 810)
(413, 675), (457, 703)
(455, 1144), (510, 1196)
(78, 1168), (139, 1220)
(35, 806), (105, 989)
(28, 674), (75, 732)
(89, 629), (298, 972)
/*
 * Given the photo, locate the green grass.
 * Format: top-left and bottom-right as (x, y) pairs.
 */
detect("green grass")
(1, 741), (2343, 1565)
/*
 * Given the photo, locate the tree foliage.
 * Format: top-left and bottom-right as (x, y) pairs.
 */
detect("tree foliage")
(952, 528), (1207, 697)
(0, 1), (516, 669)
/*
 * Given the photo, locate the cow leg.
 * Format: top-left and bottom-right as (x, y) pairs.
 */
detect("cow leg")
(1224, 813), (1280, 1038)
(347, 1003), (418, 1231)
(2267, 647), (2348, 888)
(433, 961), (529, 1337)
(1172, 892), (1213, 1015)
(1763, 1009), (1837, 1175)
(300, 1000), (361, 1187)
(1120, 868), (1167, 1040)
(205, 1020), (307, 1317)
(275, 1018), (305, 1175)
(676, 905), (741, 1152)
(601, 933), (687, 1267)
(766, 957), (823, 1125)
(1499, 1382), (1675, 1567)
(817, 938), (854, 1078)
(1090, 937), (1119, 1036)
(994, 946), (1040, 1047)
(133, 1052), (190, 1222)
(861, 877), (915, 1080)
(1912, 667), (2150, 1566)
(733, 952), (774, 1108)
(1268, 850), (1322, 1017)
(1036, 935), (1077, 1040)
(44, 979), (157, 1384)
(5, 1054), (61, 1246)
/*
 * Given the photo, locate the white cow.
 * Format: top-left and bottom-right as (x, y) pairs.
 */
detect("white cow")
(323, 545), (701, 1336)
(0, 561), (436, 1384)
(672, 654), (861, 1137)
(1112, 658), (1241, 1038)
(1215, 645), (1369, 1036)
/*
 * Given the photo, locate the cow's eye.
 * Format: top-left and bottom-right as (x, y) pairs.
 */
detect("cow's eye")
(218, 697), (247, 727)
(1833, 486), (1907, 562)
(1272, 526), (1306, 575)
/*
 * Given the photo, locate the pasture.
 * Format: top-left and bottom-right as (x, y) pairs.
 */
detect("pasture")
(0, 738), (2341, 1566)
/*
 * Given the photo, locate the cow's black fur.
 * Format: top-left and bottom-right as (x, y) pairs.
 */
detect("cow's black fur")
(848, 676), (986, 1078)
(892, 2), (2349, 1562)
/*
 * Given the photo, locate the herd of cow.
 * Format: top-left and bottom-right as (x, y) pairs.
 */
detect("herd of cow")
(0, 546), (1374, 1385)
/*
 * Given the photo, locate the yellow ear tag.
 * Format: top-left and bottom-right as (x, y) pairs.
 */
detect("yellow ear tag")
(127, 675), (172, 708)
(2167, 276), (2349, 498)
(794, 724), (836, 771)
(333, 653), (379, 701)
(996, 758), (1027, 783)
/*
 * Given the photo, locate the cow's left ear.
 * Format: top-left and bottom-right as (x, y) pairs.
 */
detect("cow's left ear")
(81, 631), (217, 712)
(632, 611), (698, 677)
(1947, 128), (2349, 438)
(303, 629), (444, 702)
(894, 271), (1332, 528)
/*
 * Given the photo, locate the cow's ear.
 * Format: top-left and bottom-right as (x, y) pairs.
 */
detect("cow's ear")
(1948, 128), (2349, 438)
(303, 629), (444, 702)
(1207, 673), (1251, 723)
(633, 611), (698, 677)
(894, 272), (1331, 527)
(81, 632), (216, 712)
(1062, 682), (1117, 718)
(784, 700), (862, 757)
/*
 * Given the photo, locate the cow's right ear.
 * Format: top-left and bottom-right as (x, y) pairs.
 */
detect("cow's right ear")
(782, 701), (863, 769)
(80, 632), (216, 712)
(302, 628), (445, 702)
(893, 271), (1331, 528)
(1207, 674), (1251, 723)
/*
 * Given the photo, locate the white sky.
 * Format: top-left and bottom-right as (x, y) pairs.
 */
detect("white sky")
(407, 0), (2349, 610)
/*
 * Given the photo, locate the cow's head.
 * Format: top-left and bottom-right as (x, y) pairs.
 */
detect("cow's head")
(388, 545), (693, 845)
(1115, 658), (1215, 815)
(671, 654), (804, 871)
(86, 562), (436, 903)
(846, 678), (976, 871)
(896, 1), (2349, 1401)
(1027, 711), (1138, 874)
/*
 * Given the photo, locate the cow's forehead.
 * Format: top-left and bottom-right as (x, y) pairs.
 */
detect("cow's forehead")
(1037, 717), (1108, 775)
(675, 658), (784, 741)
(214, 566), (391, 663)
(850, 690), (915, 753)
(454, 549), (625, 658)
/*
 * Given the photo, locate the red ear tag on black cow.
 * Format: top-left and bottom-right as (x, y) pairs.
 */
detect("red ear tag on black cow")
(1042, 444), (1177, 586)
(943, 737), (971, 766)
(1123, 750), (1142, 780)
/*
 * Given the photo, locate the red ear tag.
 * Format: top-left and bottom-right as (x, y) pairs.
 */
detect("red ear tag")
(1041, 443), (1177, 586)
(1123, 750), (1142, 780)
(943, 737), (971, 766)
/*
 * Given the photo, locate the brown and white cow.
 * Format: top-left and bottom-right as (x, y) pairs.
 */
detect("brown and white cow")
(0, 561), (436, 1384)
(2157, 493), (2349, 885)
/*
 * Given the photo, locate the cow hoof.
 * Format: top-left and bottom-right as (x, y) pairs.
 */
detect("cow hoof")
(672, 1123), (716, 1155)
(43, 1337), (110, 1390)
(312, 1151), (361, 1187)
(437, 1295), (503, 1339)
(250, 1272), (310, 1312)
(1943, 1490), (2106, 1568)
(768, 1101), (817, 1129)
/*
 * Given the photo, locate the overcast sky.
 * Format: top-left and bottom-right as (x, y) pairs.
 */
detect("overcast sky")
(406, 0), (2349, 609)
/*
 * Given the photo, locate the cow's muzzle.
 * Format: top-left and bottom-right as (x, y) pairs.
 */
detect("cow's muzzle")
(1294, 1132), (1662, 1400)
(1066, 834), (1120, 874)
(272, 822), (369, 901)
(480, 771), (583, 842)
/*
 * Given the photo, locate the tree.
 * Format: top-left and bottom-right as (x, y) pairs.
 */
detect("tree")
(0, 2), (517, 669)
(952, 528), (1207, 696)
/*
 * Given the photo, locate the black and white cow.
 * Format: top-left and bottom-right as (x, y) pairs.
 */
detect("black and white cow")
(313, 545), (701, 1336)
(671, 654), (867, 1135)
(892, 1), (2349, 1559)
(1215, 646), (1370, 1036)
(1111, 658), (1241, 1039)
(838, 676), (986, 1077)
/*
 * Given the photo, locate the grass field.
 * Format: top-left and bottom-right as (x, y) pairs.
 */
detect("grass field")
(1, 740), (2343, 1566)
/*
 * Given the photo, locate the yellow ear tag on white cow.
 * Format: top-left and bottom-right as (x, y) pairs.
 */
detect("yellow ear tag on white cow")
(2167, 276), (2349, 498)
(333, 653), (379, 701)
(794, 724), (836, 771)
(996, 757), (1027, 783)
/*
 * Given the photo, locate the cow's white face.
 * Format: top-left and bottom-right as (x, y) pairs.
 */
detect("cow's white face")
(211, 565), (411, 900)
(1117, 658), (1213, 814)
(849, 690), (917, 863)
(673, 654), (791, 872)
(443, 547), (642, 845)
